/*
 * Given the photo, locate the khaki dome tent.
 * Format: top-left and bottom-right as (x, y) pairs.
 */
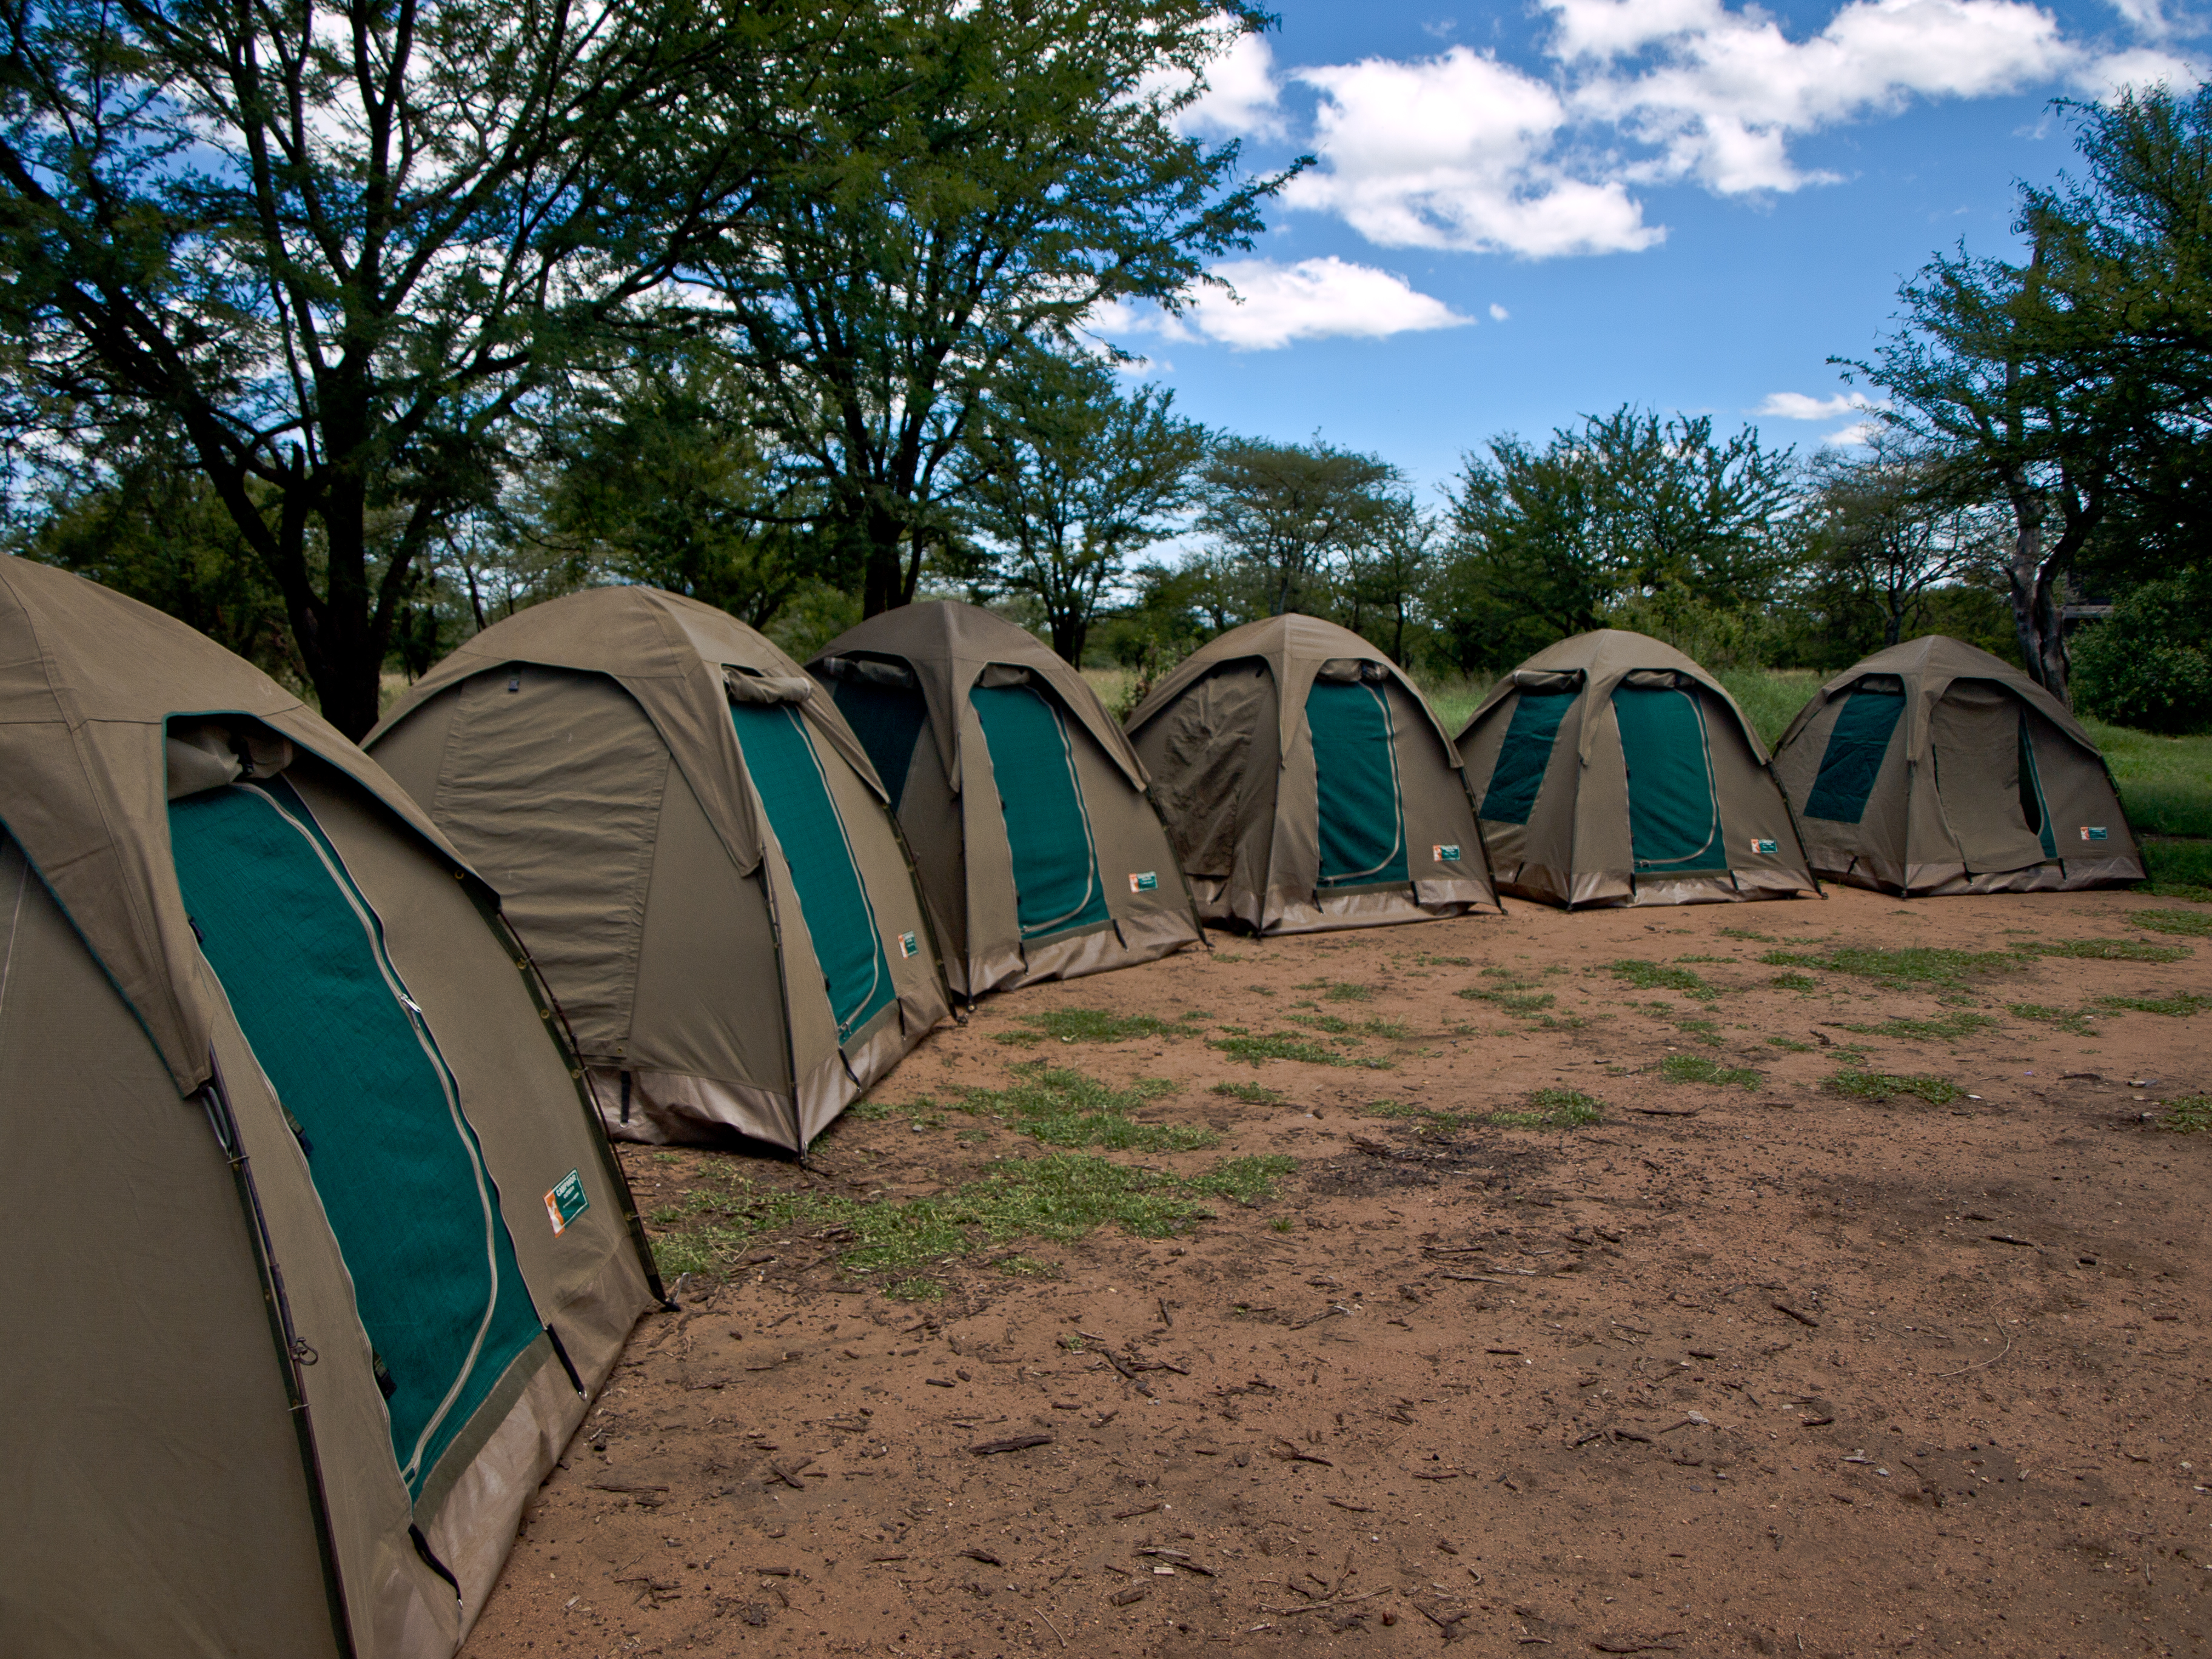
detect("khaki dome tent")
(1124, 615), (1496, 934)
(807, 602), (1203, 999)
(1774, 635), (2143, 895)
(0, 555), (658, 1659)
(1456, 629), (1818, 908)
(369, 588), (949, 1149)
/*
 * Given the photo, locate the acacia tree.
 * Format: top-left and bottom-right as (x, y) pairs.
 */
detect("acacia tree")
(1804, 436), (2003, 648)
(0, 0), (800, 734)
(1197, 437), (1398, 618)
(1841, 88), (2212, 699)
(697, 0), (1290, 618)
(966, 352), (1207, 663)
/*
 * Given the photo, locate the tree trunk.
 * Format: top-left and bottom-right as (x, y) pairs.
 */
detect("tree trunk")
(861, 500), (906, 616)
(1051, 614), (1085, 665)
(2001, 479), (2070, 702)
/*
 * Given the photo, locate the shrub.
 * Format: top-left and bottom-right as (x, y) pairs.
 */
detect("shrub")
(2071, 574), (2212, 734)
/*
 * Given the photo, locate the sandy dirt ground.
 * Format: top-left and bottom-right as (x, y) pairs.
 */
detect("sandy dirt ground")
(461, 885), (2210, 1659)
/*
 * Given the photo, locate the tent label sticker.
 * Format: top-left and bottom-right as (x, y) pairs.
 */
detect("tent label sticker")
(1128, 871), (1158, 892)
(1749, 837), (1778, 855)
(545, 1170), (589, 1236)
(897, 930), (919, 958)
(2079, 825), (2109, 842)
(1433, 845), (1461, 863)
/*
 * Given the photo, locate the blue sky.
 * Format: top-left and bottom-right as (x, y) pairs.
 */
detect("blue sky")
(1098, 0), (2204, 498)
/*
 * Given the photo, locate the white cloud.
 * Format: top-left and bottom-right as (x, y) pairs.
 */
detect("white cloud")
(1754, 390), (1887, 419)
(1105, 258), (1473, 351)
(1823, 419), (1885, 446)
(1175, 30), (1289, 140)
(1188, 0), (2196, 259)
(1489, 302), (1511, 320)
(1282, 48), (1664, 256)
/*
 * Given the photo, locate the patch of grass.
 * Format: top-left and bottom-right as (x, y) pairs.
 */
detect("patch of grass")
(1293, 979), (1375, 1002)
(1269, 1215), (1296, 1232)
(1182, 1155), (1298, 1205)
(1766, 1035), (1815, 1052)
(991, 1007), (1207, 1047)
(950, 1065), (1213, 1152)
(1212, 1031), (1393, 1069)
(846, 1099), (897, 1121)
(2094, 990), (2212, 1017)
(1287, 1012), (1410, 1039)
(1533, 1012), (1594, 1031)
(1210, 1081), (1285, 1105)
(2130, 907), (2212, 937)
(1770, 972), (1820, 993)
(1717, 927), (1774, 942)
(2140, 836), (2212, 897)
(1457, 985), (1557, 1014)
(2157, 1096), (2212, 1133)
(2008, 1002), (2099, 1036)
(1672, 1017), (1724, 1047)
(1839, 1011), (1999, 1043)
(887, 1277), (945, 1301)
(648, 1148), (1294, 1281)
(994, 1254), (1061, 1278)
(1714, 666), (1823, 750)
(2077, 719), (2212, 838)
(1610, 959), (1721, 1000)
(2031, 938), (2190, 963)
(1659, 1053), (1761, 1088)
(1490, 1088), (1604, 1128)
(1828, 1070), (1966, 1106)
(1675, 954), (1735, 964)
(1758, 945), (2020, 990)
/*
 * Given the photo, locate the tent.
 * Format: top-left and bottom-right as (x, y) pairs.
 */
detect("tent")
(0, 554), (659, 1658)
(807, 602), (1203, 999)
(1456, 629), (1819, 908)
(1773, 635), (2144, 894)
(369, 587), (950, 1148)
(1123, 614), (1495, 933)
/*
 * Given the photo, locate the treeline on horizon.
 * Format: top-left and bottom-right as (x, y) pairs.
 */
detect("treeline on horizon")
(4, 1), (2210, 739)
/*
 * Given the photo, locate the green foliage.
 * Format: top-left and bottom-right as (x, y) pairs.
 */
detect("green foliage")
(2130, 908), (2212, 936)
(1185, 1155), (1299, 1205)
(1766, 1036), (1816, 1052)
(1828, 1069), (1966, 1105)
(949, 1065), (1212, 1152)
(1659, 1054), (1761, 1088)
(887, 1277), (946, 1301)
(1433, 407), (1797, 675)
(1609, 959), (1721, 1000)
(1712, 669), (1823, 751)
(1503, 1089), (1606, 1128)
(1196, 438), (1403, 620)
(1771, 972), (1821, 992)
(1839, 1012), (1997, 1042)
(2071, 574), (2212, 733)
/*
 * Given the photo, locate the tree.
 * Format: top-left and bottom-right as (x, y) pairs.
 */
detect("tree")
(540, 343), (824, 630)
(1803, 437), (2004, 649)
(697, 0), (1290, 618)
(0, 0), (794, 733)
(1434, 407), (1796, 672)
(1197, 437), (1398, 618)
(1338, 495), (1435, 663)
(967, 352), (1207, 663)
(1842, 87), (2212, 700)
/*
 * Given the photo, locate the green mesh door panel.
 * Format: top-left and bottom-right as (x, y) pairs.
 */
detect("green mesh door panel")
(2018, 712), (2059, 859)
(830, 677), (931, 809)
(169, 779), (543, 1497)
(1612, 686), (1726, 875)
(731, 703), (896, 1040)
(1305, 679), (1409, 889)
(1803, 687), (1905, 823)
(970, 683), (1111, 939)
(1480, 689), (1576, 824)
